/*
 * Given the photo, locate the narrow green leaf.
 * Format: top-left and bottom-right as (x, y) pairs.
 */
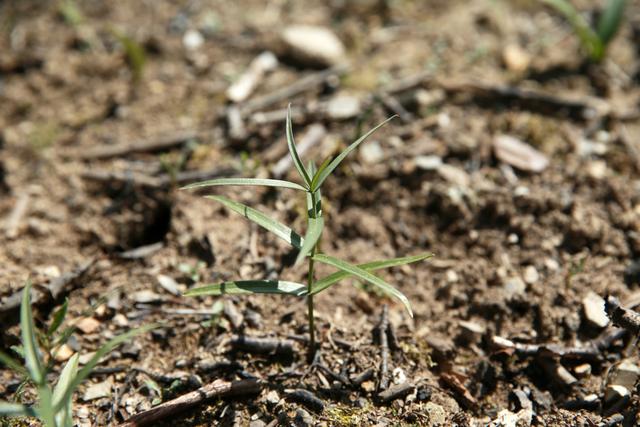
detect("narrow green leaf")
(184, 280), (308, 297)
(286, 104), (311, 188)
(295, 216), (324, 266)
(310, 115), (396, 192)
(596, 0), (626, 44)
(20, 282), (44, 385)
(541, 0), (602, 60)
(53, 353), (78, 427)
(310, 253), (433, 295)
(54, 324), (157, 412)
(205, 195), (303, 249)
(181, 178), (307, 192)
(0, 350), (27, 376)
(312, 253), (413, 317)
(47, 299), (68, 337)
(0, 401), (36, 417)
(35, 386), (55, 427)
(52, 354), (79, 409)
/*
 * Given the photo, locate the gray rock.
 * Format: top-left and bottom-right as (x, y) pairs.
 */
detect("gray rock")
(609, 360), (640, 390)
(503, 277), (526, 300)
(294, 408), (314, 427)
(83, 380), (112, 401)
(425, 402), (447, 426)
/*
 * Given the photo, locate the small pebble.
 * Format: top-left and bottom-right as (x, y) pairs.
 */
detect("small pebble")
(280, 25), (346, 67)
(326, 95), (361, 120)
(523, 266), (539, 285)
(502, 44), (530, 73)
(76, 317), (101, 334)
(83, 380), (112, 401)
(582, 291), (609, 328)
(183, 29), (204, 50)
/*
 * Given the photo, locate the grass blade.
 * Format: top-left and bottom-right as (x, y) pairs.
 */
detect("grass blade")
(312, 253), (413, 317)
(541, 0), (602, 60)
(295, 216), (324, 266)
(205, 195), (303, 249)
(52, 353), (79, 409)
(310, 253), (433, 295)
(47, 299), (68, 337)
(596, 0), (626, 44)
(0, 401), (36, 417)
(54, 324), (157, 412)
(53, 353), (78, 427)
(35, 386), (55, 427)
(310, 115), (396, 192)
(20, 282), (45, 385)
(181, 178), (307, 192)
(0, 350), (27, 376)
(184, 280), (308, 297)
(286, 104), (311, 188)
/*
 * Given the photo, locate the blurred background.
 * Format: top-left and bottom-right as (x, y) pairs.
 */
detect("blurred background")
(2, 0), (640, 425)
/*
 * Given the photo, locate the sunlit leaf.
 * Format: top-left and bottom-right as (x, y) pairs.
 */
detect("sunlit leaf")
(310, 253), (433, 295)
(312, 253), (413, 317)
(20, 282), (44, 386)
(181, 178), (306, 192)
(310, 115), (396, 192)
(53, 353), (79, 427)
(596, 0), (626, 44)
(205, 195), (303, 249)
(286, 104), (311, 188)
(184, 280), (308, 297)
(541, 0), (602, 60)
(35, 386), (55, 427)
(0, 401), (36, 417)
(47, 299), (68, 337)
(295, 216), (323, 266)
(0, 350), (27, 376)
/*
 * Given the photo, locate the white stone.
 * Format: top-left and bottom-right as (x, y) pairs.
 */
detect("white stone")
(83, 380), (112, 401)
(414, 155), (443, 171)
(582, 291), (609, 328)
(360, 140), (384, 164)
(326, 95), (361, 120)
(523, 266), (539, 285)
(183, 29), (204, 50)
(281, 25), (345, 67)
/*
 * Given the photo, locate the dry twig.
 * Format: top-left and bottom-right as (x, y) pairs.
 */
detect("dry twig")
(118, 379), (261, 427)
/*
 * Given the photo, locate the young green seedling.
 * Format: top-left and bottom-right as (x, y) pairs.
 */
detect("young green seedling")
(183, 105), (432, 358)
(542, 0), (626, 62)
(0, 282), (156, 427)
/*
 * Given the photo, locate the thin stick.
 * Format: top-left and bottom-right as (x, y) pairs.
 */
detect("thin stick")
(117, 379), (261, 427)
(238, 64), (349, 116)
(378, 305), (390, 391)
(4, 193), (30, 239)
(306, 190), (320, 361)
(74, 130), (204, 160)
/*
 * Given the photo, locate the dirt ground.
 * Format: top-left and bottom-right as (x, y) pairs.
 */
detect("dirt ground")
(2, 0), (640, 426)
